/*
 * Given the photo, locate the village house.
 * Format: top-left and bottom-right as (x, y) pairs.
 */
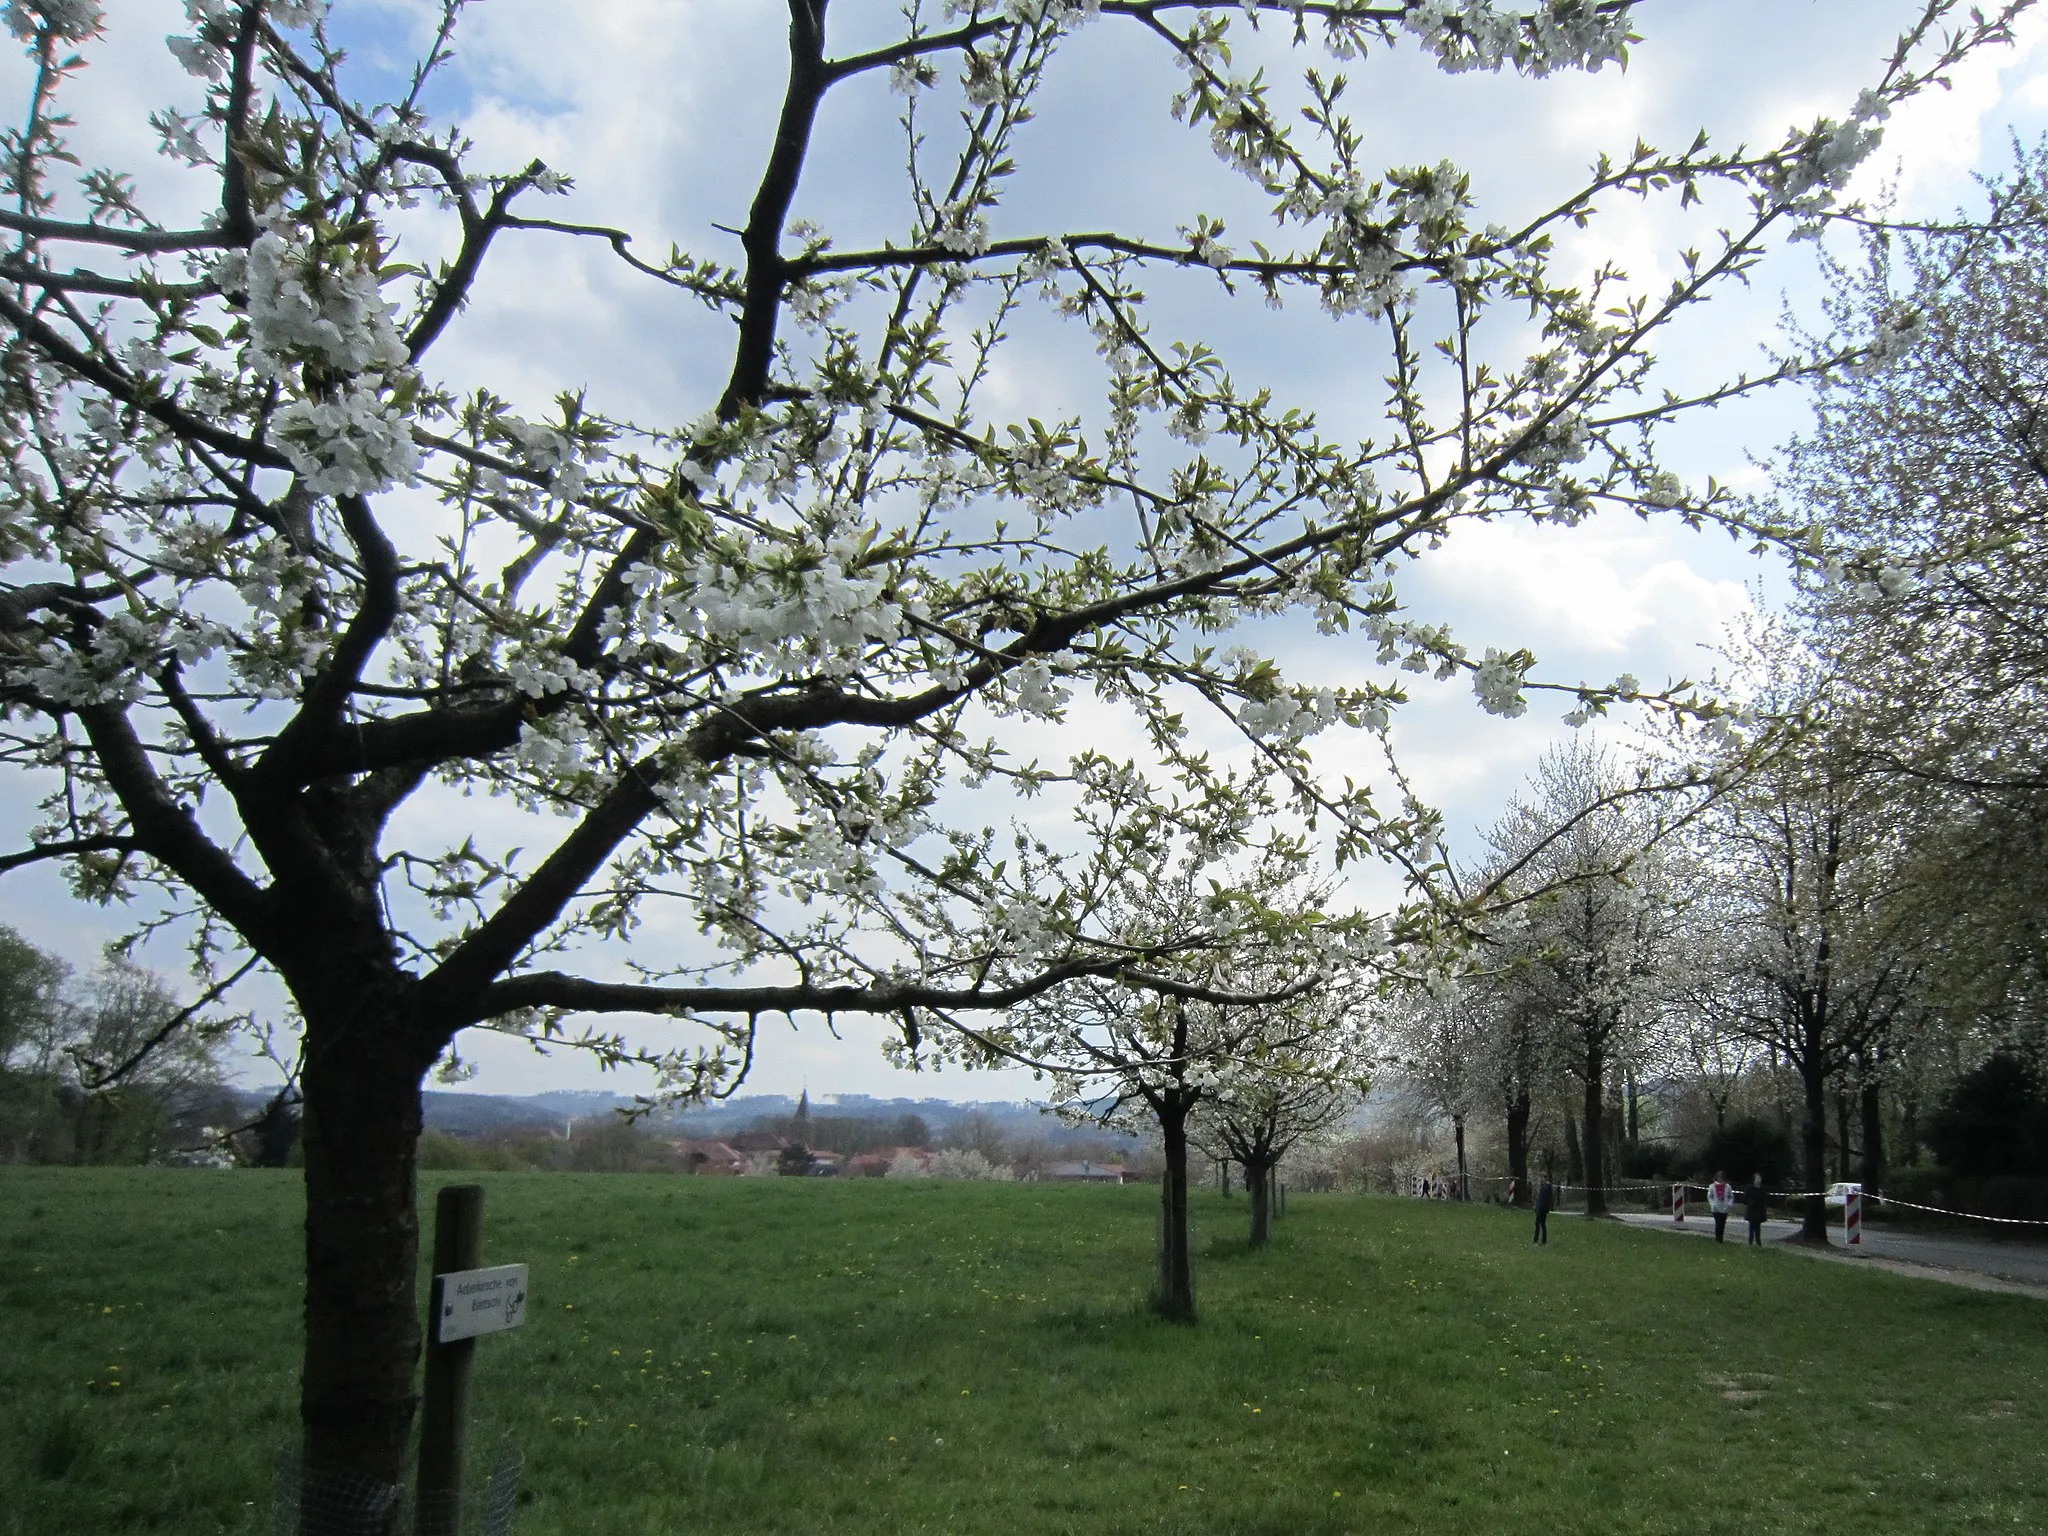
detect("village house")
(843, 1146), (932, 1178)
(1038, 1161), (1127, 1184)
(727, 1129), (788, 1175)
(673, 1139), (745, 1176)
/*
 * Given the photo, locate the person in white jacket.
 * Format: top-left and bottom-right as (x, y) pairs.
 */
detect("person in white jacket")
(1707, 1171), (1735, 1242)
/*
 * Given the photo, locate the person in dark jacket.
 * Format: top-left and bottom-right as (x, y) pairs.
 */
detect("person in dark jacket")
(1744, 1174), (1769, 1245)
(1533, 1178), (1553, 1246)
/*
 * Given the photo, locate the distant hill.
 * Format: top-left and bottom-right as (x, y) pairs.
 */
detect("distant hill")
(416, 1089), (1142, 1150)
(420, 1091), (632, 1135)
(666, 1094), (1143, 1151)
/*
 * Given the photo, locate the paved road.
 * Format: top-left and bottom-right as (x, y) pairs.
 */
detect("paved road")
(1613, 1210), (2048, 1294)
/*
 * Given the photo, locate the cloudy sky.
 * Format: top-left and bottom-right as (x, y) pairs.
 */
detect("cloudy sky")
(4, 0), (2045, 1105)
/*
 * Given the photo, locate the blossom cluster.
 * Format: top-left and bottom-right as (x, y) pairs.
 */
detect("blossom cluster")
(271, 379), (422, 498)
(1238, 686), (1341, 743)
(168, 0), (326, 80)
(1401, 0), (1632, 78)
(201, 226), (424, 496)
(3, 0), (99, 42)
(621, 535), (910, 683)
(1772, 89), (1890, 229)
(1471, 649), (1530, 719)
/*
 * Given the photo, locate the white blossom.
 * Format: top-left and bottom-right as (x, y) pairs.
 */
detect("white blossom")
(150, 109), (209, 167)
(1514, 410), (1588, 473)
(1188, 228), (1234, 269)
(244, 228), (410, 378)
(1774, 89), (1889, 219)
(1642, 470), (1684, 508)
(4, 0), (100, 41)
(1238, 687), (1340, 742)
(1851, 307), (1926, 375)
(933, 200), (992, 257)
(991, 895), (1061, 959)
(889, 57), (935, 96)
(962, 54), (1007, 106)
(1402, 0), (1630, 78)
(1007, 657), (1071, 718)
(1021, 237), (1070, 283)
(1471, 648), (1529, 718)
(165, 32), (225, 79)
(272, 380), (422, 496)
(268, 0), (330, 28)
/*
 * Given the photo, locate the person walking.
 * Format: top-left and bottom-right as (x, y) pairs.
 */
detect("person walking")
(1744, 1173), (1769, 1246)
(1707, 1170), (1735, 1242)
(1533, 1177), (1553, 1246)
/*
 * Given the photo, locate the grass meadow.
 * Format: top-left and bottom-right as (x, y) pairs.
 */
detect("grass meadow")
(3, 1168), (2046, 1535)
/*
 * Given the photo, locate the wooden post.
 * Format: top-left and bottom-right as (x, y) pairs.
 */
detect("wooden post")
(417, 1183), (485, 1536)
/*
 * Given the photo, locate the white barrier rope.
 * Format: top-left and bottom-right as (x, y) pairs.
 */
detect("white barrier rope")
(1674, 1182), (1829, 1200)
(1868, 1192), (2048, 1227)
(1407, 1174), (2048, 1226)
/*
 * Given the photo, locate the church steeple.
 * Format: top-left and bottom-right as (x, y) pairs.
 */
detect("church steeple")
(794, 1088), (812, 1132)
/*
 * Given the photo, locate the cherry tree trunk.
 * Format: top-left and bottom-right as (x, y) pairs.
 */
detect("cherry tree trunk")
(1798, 1065), (1831, 1242)
(1859, 1078), (1885, 1190)
(1155, 1108), (1196, 1320)
(1581, 1051), (1608, 1216)
(1834, 1088), (1853, 1183)
(298, 1008), (432, 1529)
(1453, 1114), (1469, 1201)
(1505, 1093), (1531, 1205)
(1245, 1156), (1276, 1247)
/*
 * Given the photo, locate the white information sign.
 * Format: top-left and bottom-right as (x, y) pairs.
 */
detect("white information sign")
(434, 1263), (528, 1343)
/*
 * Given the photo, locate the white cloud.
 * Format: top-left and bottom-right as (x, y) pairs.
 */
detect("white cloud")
(1416, 517), (1755, 661)
(1852, 11), (2048, 212)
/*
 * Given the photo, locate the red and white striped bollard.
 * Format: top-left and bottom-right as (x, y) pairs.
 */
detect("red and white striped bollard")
(1672, 1183), (1685, 1224)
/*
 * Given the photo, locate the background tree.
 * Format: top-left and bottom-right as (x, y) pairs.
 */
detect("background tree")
(1383, 978), (1485, 1200)
(0, 0), (2012, 1501)
(1782, 143), (2048, 799)
(978, 830), (1360, 1318)
(1770, 151), (2048, 1193)
(0, 928), (230, 1163)
(1484, 738), (1686, 1214)
(1696, 637), (1925, 1238)
(0, 922), (68, 1073)
(1192, 988), (1370, 1245)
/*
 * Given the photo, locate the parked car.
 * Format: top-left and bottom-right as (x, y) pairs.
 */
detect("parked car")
(1824, 1181), (1862, 1208)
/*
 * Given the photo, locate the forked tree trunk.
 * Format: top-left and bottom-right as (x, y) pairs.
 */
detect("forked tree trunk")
(1581, 1047), (1608, 1216)
(1155, 1103), (1195, 1321)
(1245, 1156), (1275, 1247)
(298, 1010), (432, 1530)
(1505, 1092), (1531, 1204)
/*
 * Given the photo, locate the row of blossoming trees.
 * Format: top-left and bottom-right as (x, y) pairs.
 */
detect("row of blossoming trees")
(0, 0), (2028, 1514)
(1388, 333), (2048, 1239)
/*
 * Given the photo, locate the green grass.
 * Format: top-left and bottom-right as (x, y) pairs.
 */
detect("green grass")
(3, 1170), (2046, 1534)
